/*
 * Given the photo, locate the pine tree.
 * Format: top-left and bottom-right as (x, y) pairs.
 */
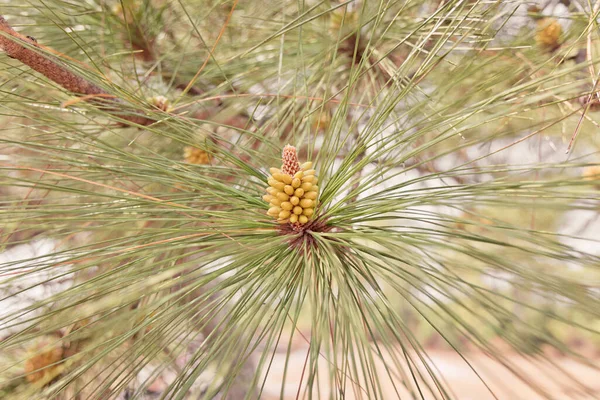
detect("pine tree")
(1, 1), (599, 399)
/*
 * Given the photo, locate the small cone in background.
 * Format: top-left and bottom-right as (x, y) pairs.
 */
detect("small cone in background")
(535, 18), (561, 52)
(184, 147), (211, 165)
(148, 95), (173, 112)
(24, 337), (63, 384)
(264, 146), (318, 225)
(582, 166), (600, 188)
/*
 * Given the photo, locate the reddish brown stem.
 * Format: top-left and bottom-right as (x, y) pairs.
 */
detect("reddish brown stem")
(0, 16), (153, 126)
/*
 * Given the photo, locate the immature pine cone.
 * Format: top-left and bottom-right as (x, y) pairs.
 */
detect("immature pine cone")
(535, 18), (561, 51)
(582, 165), (600, 188)
(263, 146), (318, 225)
(183, 146), (211, 165)
(24, 338), (63, 384)
(148, 95), (173, 112)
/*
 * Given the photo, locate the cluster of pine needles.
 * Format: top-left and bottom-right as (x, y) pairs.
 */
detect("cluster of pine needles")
(0, 0), (600, 399)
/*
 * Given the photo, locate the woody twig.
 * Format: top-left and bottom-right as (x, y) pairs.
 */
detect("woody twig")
(0, 16), (154, 126)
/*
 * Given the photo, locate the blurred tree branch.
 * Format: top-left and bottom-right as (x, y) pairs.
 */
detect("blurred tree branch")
(0, 16), (154, 126)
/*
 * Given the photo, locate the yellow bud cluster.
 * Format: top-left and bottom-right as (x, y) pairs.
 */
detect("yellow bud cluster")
(24, 337), (63, 384)
(263, 161), (318, 225)
(148, 95), (173, 113)
(183, 146), (211, 165)
(583, 166), (600, 188)
(535, 18), (561, 52)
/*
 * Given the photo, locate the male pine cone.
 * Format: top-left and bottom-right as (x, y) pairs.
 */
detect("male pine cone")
(263, 145), (318, 225)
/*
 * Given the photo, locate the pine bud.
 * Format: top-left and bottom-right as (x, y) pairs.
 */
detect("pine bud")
(268, 206), (281, 216)
(302, 208), (314, 217)
(536, 18), (561, 52)
(583, 166), (600, 188)
(284, 185), (295, 195)
(300, 199), (314, 208)
(24, 337), (63, 384)
(183, 146), (211, 165)
(263, 145), (320, 225)
(276, 192), (290, 202)
(148, 95), (173, 112)
(300, 161), (313, 170)
(304, 191), (317, 200)
(273, 173), (293, 184)
(268, 179), (285, 191)
(301, 182), (313, 191)
(272, 173), (285, 182)
(279, 210), (291, 219)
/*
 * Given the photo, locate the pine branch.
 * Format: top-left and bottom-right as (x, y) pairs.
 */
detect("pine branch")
(0, 15), (154, 126)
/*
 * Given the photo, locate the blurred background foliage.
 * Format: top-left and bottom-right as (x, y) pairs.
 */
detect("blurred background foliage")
(0, 0), (599, 399)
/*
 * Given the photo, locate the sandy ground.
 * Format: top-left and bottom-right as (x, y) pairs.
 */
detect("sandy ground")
(260, 347), (600, 400)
